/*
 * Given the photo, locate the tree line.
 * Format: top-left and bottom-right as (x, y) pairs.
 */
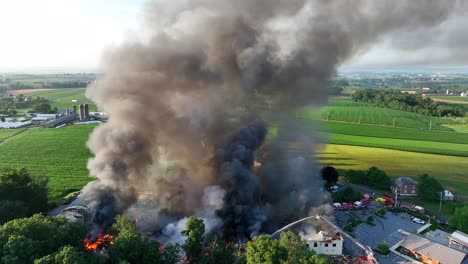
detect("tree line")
(352, 89), (465, 117)
(0, 96), (56, 116)
(6, 81), (89, 90)
(1, 167), (466, 263)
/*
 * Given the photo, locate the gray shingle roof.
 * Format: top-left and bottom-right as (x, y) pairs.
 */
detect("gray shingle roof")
(396, 177), (418, 186)
(401, 234), (467, 264)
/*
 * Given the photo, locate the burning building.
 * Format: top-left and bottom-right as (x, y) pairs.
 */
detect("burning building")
(306, 231), (344, 255)
(76, 0), (466, 243)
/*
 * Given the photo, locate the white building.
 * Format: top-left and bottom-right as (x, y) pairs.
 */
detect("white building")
(444, 190), (455, 201)
(306, 231), (343, 255)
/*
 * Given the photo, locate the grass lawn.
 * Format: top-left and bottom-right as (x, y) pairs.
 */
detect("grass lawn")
(0, 125), (96, 202)
(319, 144), (468, 200)
(0, 129), (25, 141)
(27, 88), (97, 112)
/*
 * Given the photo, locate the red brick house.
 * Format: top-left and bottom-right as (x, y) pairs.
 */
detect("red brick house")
(395, 177), (418, 196)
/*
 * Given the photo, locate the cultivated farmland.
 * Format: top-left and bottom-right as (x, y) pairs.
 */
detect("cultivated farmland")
(0, 129), (25, 142)
(430, 95), (468, 103)
(328, 133), (468, 157)
(319, 144), (468, 199)
(319, 121), (468, 144)
(27, 88), (97, 111)
(0, 125), (95, 201)
(299, 99), (456, 130)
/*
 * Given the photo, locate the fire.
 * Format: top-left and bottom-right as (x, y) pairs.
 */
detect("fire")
(84, 233), (114, 251)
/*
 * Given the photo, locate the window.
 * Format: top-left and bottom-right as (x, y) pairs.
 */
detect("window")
(332, 243), (336, 247)
(412, 190), (415, 193)
(313, 243), (317, 247)
(325, 243), (328, 247)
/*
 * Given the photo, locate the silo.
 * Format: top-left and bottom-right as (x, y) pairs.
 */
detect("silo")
(79, 104), (85, 121)
(84, 104), (90, 121)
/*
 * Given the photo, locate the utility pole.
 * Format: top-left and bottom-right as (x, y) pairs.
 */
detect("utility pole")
(327, 112), (330, 121)
(429, 120), (432, 130)
(393, 118), (396, 127)
(394, 187), (399, 207)
(439, 191), (443, 213)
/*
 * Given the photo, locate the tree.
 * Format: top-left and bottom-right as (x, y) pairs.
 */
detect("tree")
(449, 206), (468, 233)
(418, 174), (443, 200)
(245, 235), (287, 264)
(279, 231), (315, 264)
(108, 232), (163, 264)
(200, 236), (236, 264)
(0, 214), (87, 262)
(343, 169), (367, 185)
(182, 216), (205, 263)
(367, 166), (391, 190)
(320, 166), (339, 184)
(332, 187), (362, 203)
(109, 215), (137, 236)
(34, 246), (107, 264)
(32, 102), (56, 114)
(0, 168), (48, 223)
(107, 215), (171, 264)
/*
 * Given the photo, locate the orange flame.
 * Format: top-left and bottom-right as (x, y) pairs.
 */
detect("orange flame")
(84, 233), (114, 251)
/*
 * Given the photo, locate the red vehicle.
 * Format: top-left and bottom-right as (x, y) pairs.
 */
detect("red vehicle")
(342, 202), (354, 210)
(382, 194), (395, 206)
(361, 198), (371, 207)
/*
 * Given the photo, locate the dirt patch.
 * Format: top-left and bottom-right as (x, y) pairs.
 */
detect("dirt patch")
(8, 89), (55, 95)
(431, 98), (468, 104)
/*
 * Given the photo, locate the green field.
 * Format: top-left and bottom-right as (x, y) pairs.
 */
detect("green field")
(443, 124), (468, 133)
(430, 96), (468, 102)
(299, 99), (455, 131)
(320, 121), (468, 144)
(27, 88), (97, 111)
(319, 144), (468, 199)
(328, 133), (468, 157)
(0, 125), (95, 201)
(0, 129), (25, 141)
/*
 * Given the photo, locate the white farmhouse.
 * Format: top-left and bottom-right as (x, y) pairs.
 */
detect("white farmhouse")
(306, 231), (343, 255)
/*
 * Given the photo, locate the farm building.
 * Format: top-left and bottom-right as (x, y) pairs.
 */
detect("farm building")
(444, 190), (455, 201)
(43, 113), (78, 128)
(399, 233), (468, 264)
(0, 120), (31, 129)
(395, 177), (418, 196)
(306, 231), (343, 255)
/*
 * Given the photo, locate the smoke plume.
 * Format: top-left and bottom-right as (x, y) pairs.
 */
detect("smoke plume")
(79, 0), (463, 239)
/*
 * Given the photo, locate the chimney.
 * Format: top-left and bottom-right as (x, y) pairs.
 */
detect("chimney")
(66, 108), (70, 115)
(84, 104), (90, 121)
(79, 104), (85, 121)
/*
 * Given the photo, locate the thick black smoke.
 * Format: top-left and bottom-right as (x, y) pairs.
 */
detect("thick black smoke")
(214, 120), (266, 240)
(79, 0), (465, 240)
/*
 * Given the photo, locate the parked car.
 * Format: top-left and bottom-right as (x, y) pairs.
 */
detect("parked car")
(411, 217), (426, 225)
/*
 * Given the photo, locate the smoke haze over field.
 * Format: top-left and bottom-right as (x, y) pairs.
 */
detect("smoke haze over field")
(79, 0), (467, 240)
